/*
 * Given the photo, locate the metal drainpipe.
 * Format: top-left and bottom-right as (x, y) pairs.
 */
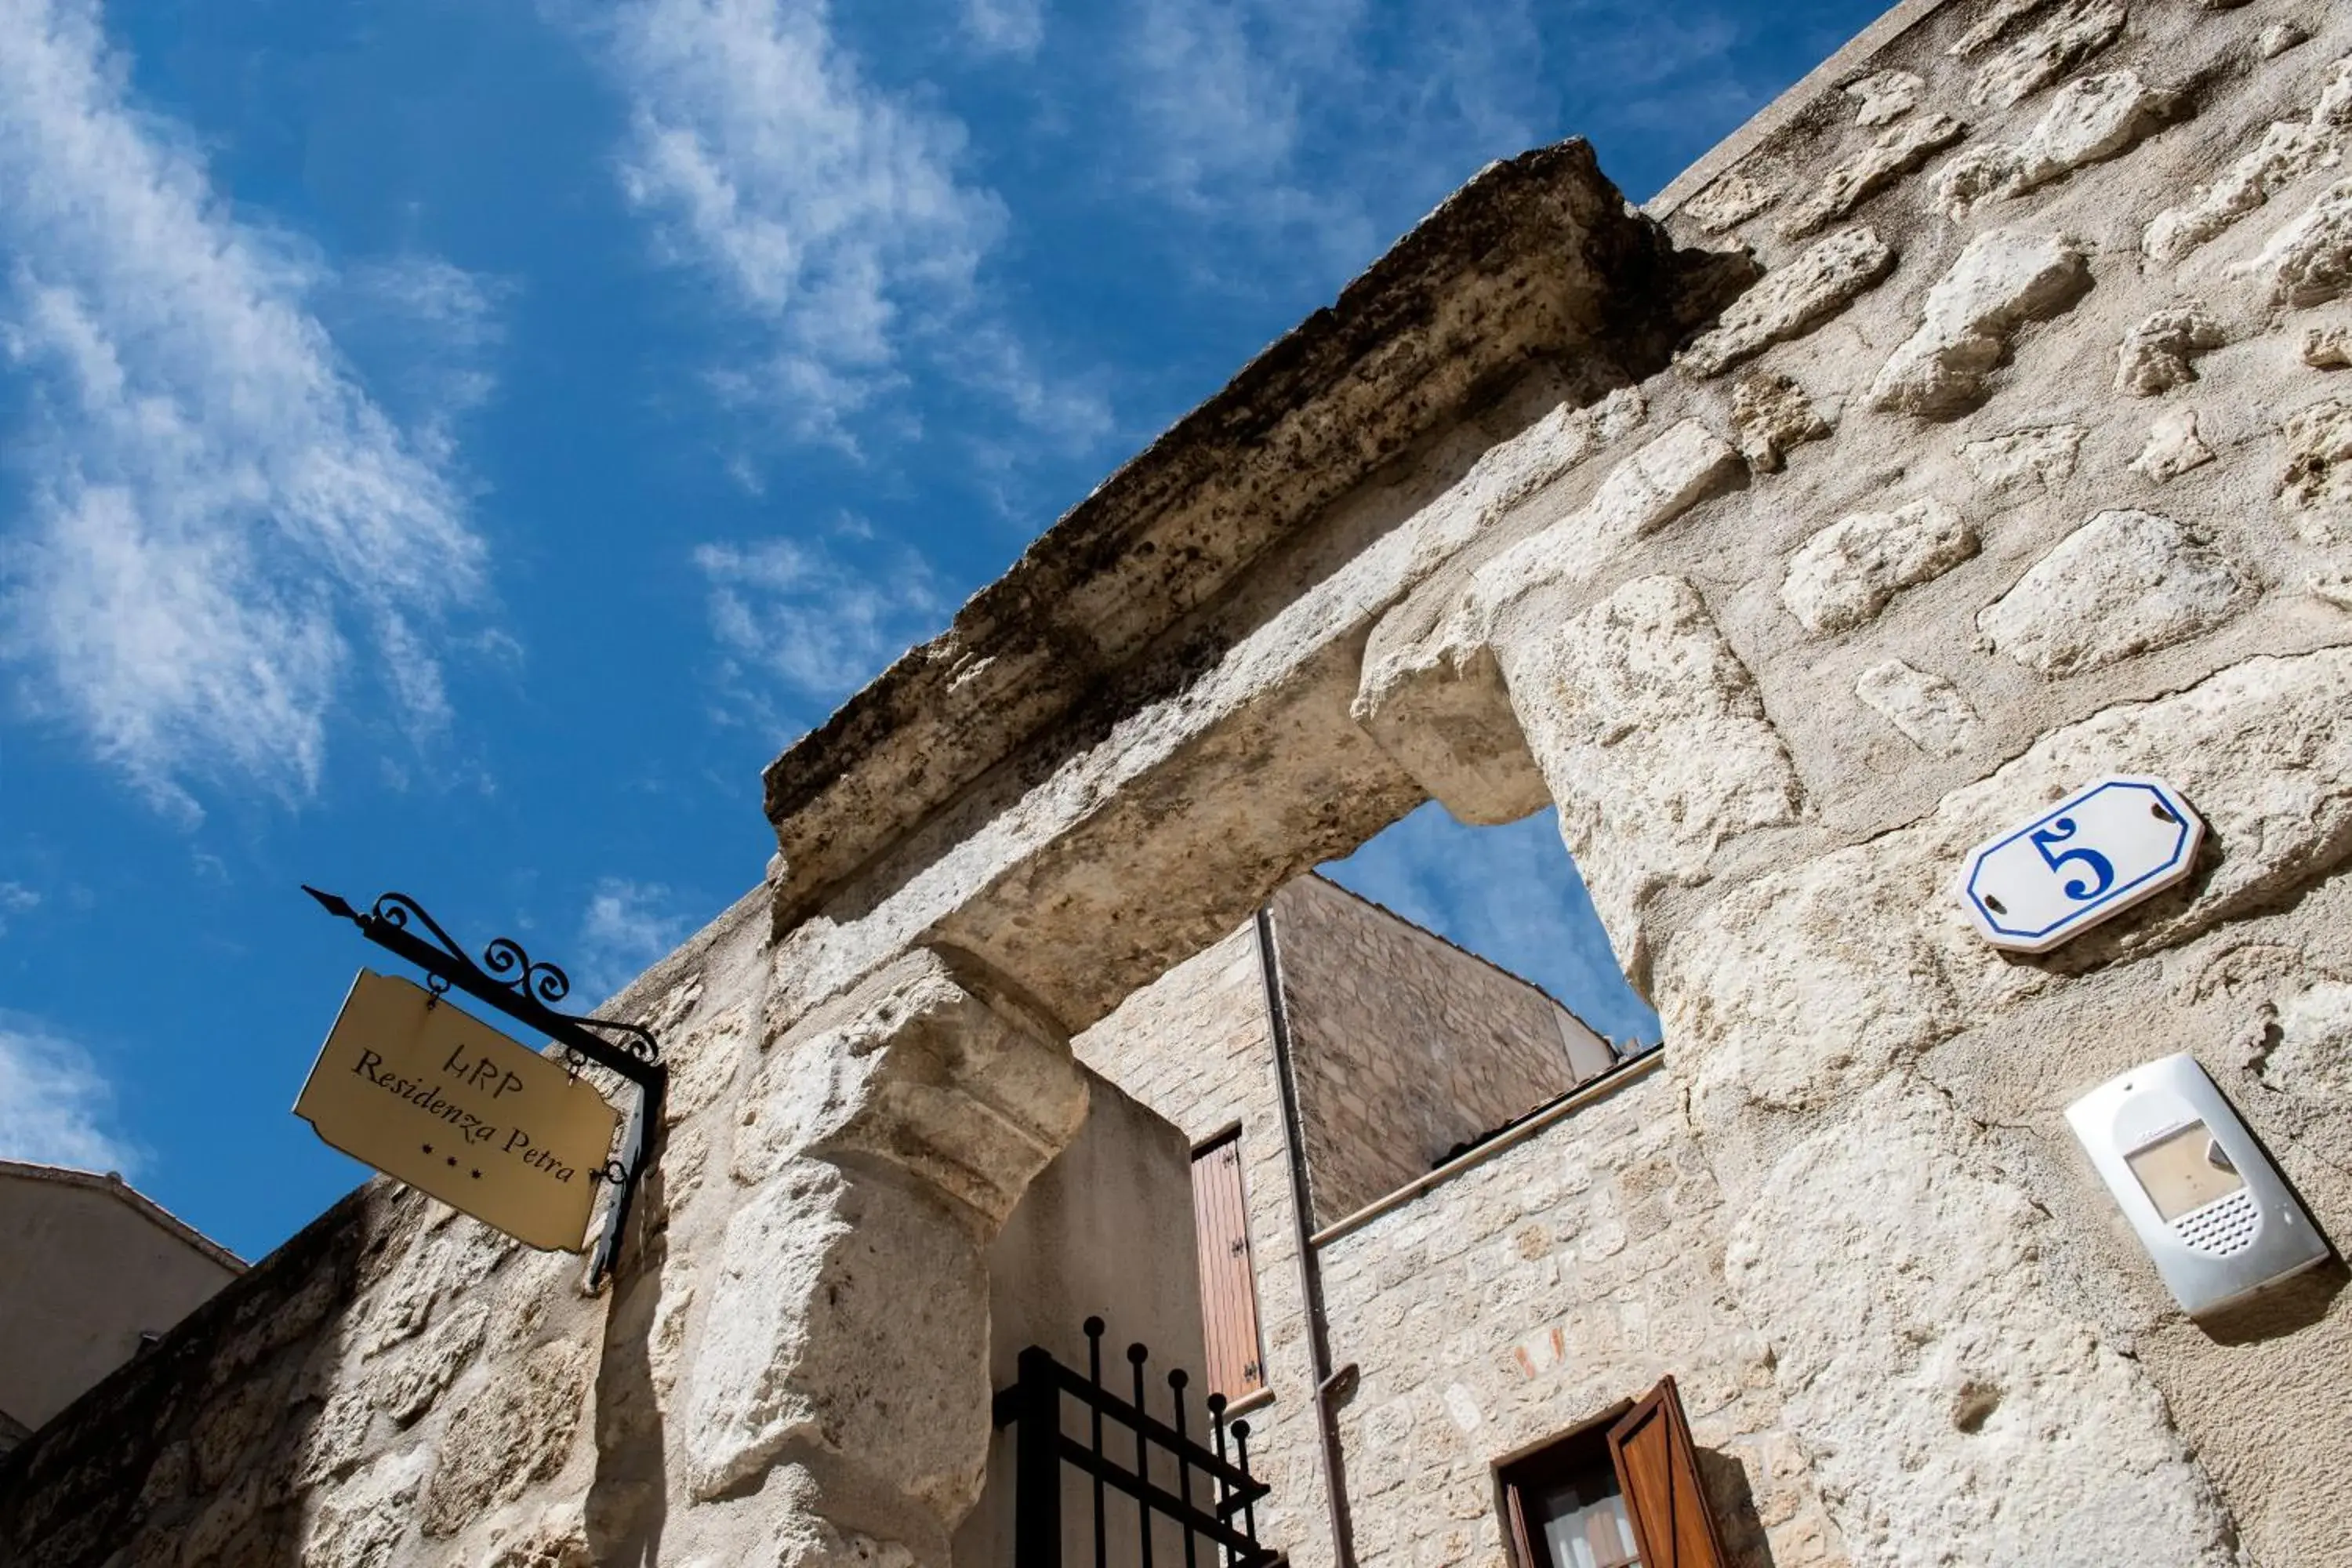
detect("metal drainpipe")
(1254, 905), (1359, 1568)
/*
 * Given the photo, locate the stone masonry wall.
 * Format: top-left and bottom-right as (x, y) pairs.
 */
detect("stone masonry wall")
(1066, 924), (1341, 1568)
(1270, 876), (1613, 1228)
(1317, 1065), (1849, 1568)
(1352, 0), (2352, 1563)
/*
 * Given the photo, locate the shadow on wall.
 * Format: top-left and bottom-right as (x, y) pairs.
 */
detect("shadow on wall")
(0, 1184), (378, 1565)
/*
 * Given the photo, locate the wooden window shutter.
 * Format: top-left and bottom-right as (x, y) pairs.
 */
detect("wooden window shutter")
(1606, 1376), (1730, 1568)
(1190, 1131), (1265, 1401)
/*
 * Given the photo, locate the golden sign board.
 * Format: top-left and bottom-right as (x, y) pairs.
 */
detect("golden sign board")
(295, 971), (622, 1251)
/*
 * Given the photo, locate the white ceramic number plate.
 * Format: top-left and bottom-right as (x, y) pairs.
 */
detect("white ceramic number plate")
(1958, 775), (2204, 953)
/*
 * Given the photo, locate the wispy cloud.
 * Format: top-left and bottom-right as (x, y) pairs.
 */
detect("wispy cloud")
(578, 877), (695, 1003)
(960, 0), (1046, 58)
(594, 0), (1007, 447)
(0, 0), (492, 817)
(1320, 802), (1661, 1046)
(0, 880), (37, 936)
(0, 1014), (142, 1175)
(693, 531), (947, 728)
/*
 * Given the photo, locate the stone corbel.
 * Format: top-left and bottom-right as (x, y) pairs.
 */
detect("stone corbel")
(680, 947), (1089, 1563)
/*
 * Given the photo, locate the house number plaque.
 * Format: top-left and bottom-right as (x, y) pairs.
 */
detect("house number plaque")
(1956, 775), (2204, 953)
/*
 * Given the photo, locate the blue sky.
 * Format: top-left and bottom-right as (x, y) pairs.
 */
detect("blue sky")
(0, 0), (1883, 1261)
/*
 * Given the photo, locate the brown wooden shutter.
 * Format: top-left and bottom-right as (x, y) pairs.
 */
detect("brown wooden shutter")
(1190, 1131), (1265, 1401)
(1606, 1376), (1730, 1568)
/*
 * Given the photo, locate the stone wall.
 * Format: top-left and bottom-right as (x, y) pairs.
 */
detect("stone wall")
(9, 1), (2352, 1565)
(1271, 876), (1613, 1228)
(1317, 1064), (1848, 1568)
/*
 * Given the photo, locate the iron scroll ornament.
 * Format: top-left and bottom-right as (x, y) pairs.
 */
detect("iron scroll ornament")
(302, 885), (666, 1290)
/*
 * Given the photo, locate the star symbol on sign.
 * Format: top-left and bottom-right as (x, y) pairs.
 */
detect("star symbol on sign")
(422, 1144), (435, 1155)
(470, 1170), (482, 1179)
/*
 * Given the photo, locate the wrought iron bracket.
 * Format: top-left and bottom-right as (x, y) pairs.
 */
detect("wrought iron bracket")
(303, 884), (667, 1292)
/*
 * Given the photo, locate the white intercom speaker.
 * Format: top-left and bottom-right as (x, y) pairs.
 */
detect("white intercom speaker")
(2065, 1054), (2329, 1317)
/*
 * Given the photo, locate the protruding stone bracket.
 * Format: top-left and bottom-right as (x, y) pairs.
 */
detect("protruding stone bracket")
(682, 946), (1090, 1560)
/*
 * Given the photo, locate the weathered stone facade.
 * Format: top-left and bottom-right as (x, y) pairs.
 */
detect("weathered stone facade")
(7, 0), (2352, 1564)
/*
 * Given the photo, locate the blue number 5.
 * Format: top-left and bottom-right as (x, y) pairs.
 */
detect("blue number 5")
(2031, 816), (2114, 901)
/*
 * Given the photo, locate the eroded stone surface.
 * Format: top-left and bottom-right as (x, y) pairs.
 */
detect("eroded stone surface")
(1967, 0), (2127, 109)
(2132, 406), (2217, 481)
(1781, 113), (1969, 238)
(373, 1301), (488, 1427)
(1939, 69), (2175, 218)
(1681, 167), (1780, 233)
(1667, 647), (2352, 1127)
(1780, 499), (1978, 633)
(2117, 300), (2226, 394)
(1853, 659), (1983, 756)
(1724, 1083), (2244, 1568)
(2236, 178), (2352, 308)
(1979, 508), (2250, 674)
(2278, 397), (2352, 542)
(1867, 230), (2090, 415)
(1679, 227), (1896, 377)
(1489, 575), (1802, 934)
(2305, 322), (2352, 367)
(1960, 423), (2085, 495)
(302, 1449), (429, 1568)
(2259, 21), (2310, 59)
(419, 1341), (591, 1537)
(1844, 68), (1924, 125)
(1731, 372), (1832, 471)
(730, 946), (1087, 1225)
(2143, 122), (2339, 263)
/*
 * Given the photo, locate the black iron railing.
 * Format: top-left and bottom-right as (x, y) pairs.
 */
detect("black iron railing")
(994, 1318), (1276, 1568)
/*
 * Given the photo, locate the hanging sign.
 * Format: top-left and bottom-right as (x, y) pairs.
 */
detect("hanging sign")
(295, 970), (622, 1250)
(1957, 775), (2203, 953)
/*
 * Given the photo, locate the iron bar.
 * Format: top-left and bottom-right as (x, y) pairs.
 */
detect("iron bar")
(1088, 1318), (1109, 1568)
(1129, 1344), (1155, 1568)
(1016, 1347), (1065, 1568)
(1171, 1370), (1200, 1568)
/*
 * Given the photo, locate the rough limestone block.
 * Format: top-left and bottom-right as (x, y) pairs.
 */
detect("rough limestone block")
(2143, 122), (2339, 263)
(301, 1448), (430, 1568)
(2259, 22), (2310, 59)
(2305, 323), (2352, 367)
(1682, 167), (1779, 234)
(1939, 69), (2175, 219)
(1960, 423), (2085, 495)
(1780, 113), (1969, 238)
(1487, 575), (1802, 935)
(730, 947), (1087, 1225)
(1968, 0), (2127, 109)
(2132, 406), (2218, 481)
(2116, 300), (2226, 394)
(1722, 1083), (2245, 1568)
(1679, 227), (1896, 377)
(419, 1339), (591, 1536)
(1980, 509), (2250, 674)
(1843, 68), (1924, 125)
(2278, 397), (2352, 543)
(372, 1299), (488, 1427)
(1730, 372), (1831, 472)
(1664, 645), (2352, 1131)
(1867, 229), (2090, 416)
(1780, 499), (1979, 633)
(1948, 0), (2053, 57)
(1352, 419), (1740, 826)
(1853, 659), (1983, 756)
(680, 1166), (987, 1515)
(2323, 53), (2352, 128)
(2235, 178), (2352, 308)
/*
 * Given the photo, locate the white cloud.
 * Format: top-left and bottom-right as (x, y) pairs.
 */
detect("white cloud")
(1319, 801), (1661, 1046)
(692, 532), (946, 725)
(0, 1014), (142, 1175)
(0, 0), (490, 814)
(595, 0), (1008, 447)
(579, 877), (694, 1003)
(961, 0), (1045, 58)
(0, 880), (37, 935)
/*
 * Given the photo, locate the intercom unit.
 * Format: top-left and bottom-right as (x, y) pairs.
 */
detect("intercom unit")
(2065, 1054), (2328, 1316)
